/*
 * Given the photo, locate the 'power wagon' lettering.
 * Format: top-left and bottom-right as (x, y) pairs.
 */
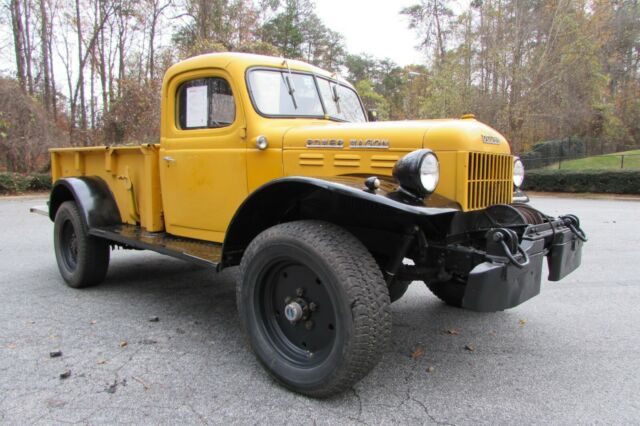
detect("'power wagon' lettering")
(349, 139), (390, 149)
(306, 139), (344, 148)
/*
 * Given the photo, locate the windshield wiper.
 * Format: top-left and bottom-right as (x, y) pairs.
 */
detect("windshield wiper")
(326, 116), (347, 123)
(331, 83), (341, 114)
(284, 75), (298, 110)
(282, 60), (298, 110)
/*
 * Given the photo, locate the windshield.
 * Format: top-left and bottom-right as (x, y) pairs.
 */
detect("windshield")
(247, 69), (366, 122)
(316, 77), (366, 122)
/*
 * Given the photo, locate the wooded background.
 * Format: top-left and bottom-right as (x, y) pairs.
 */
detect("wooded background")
(1, 0), (639, 173)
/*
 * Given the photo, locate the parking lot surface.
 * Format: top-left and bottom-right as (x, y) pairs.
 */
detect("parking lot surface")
(1, 195), (639, 424)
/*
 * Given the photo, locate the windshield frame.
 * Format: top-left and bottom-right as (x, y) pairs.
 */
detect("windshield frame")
(245, 66), (368, 122)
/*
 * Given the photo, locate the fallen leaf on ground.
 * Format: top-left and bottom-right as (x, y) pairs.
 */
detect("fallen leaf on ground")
(6, 343), (16, 349)
(148, 316), (160, 322)
(119, 341), (128, 348)
(519, 319), (527, 326)
(49, 350), (62, 358)
(446, 328), (460, 335)
(132, 376), (150, 390)
(464, 344), (475, 352)
(59, 370), (71, 379)
(96, 359), (107, 365)
(45, 399), (67, 409)
(426, 366), (435, 373)
(105, 381), (118, 394)
(105, 379), (127, 394)
(410, 345), (425, 359)
(90, 320), (97, 325)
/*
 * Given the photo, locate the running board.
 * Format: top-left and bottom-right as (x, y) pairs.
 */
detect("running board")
(90, 224), (222, 269)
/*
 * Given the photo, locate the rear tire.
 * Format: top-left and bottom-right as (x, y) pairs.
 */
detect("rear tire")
(426, 278), (466, 308)
(238, 220), (391, 397)
(53, 201), (110, 288)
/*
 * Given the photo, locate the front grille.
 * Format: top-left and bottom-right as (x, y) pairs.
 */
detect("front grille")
(466, 152), (513, 210)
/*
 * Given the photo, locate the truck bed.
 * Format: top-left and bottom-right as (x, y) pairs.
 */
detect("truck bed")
(50, 144), (164, 232)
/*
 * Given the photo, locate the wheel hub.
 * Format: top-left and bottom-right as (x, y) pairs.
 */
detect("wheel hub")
(283, 295), (313, 324)
(284, 301), (304, 322)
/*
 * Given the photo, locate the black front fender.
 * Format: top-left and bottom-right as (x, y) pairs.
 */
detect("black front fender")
(222, 176), (459, 266)
(49, 177), (121, 228)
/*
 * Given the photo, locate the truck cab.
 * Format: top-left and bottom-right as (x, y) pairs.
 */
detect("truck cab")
(42, 53), (586, 397)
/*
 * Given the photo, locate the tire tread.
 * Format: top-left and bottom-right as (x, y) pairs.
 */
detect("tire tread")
(239, 220), (391, 397)
(54, 201), (110, 288)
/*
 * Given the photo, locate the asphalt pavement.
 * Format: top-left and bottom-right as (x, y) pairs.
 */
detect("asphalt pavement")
(0, 194), (638, 425)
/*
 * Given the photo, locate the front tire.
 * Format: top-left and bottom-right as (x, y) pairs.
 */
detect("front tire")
(53, 201), (110, 288)
(237, 221), (391, 397)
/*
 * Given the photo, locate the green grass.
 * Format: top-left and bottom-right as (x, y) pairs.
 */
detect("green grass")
(544, 149), (640, 171)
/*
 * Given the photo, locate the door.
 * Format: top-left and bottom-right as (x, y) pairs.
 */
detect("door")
(160, 69), (248, 243)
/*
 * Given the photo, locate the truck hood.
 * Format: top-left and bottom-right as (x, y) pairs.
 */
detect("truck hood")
(282, 118), (511, 155)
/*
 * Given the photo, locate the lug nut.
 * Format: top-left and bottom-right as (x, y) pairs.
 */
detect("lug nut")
(305, 320), (314, 330)
(308, 302), (317, 312)
(296, 288), (304, 297)
(284, 296), (292, 304)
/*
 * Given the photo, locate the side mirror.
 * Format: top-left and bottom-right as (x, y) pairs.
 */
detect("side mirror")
(367, 109), (378, 122)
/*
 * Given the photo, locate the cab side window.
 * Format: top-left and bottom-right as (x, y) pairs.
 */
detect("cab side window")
(177, 78), (235, 129)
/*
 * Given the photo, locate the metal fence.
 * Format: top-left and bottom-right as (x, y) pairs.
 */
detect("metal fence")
(523, 153), (640, 170)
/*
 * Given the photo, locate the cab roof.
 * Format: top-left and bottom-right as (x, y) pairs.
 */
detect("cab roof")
(163, 52), (348, 86)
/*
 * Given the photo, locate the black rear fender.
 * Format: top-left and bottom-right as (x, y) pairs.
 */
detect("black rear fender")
(49, 177), (121, 229)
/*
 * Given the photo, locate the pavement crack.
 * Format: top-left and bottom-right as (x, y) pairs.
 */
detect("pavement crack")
(402, 373), (456, 426)
(410, 396), (457, 426)
(351, 386), (363, 420)
(185, 402), (208, 425)
(344, 387), (374, 425)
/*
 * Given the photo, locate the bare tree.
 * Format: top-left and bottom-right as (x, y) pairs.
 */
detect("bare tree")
(9, 0), (27, 91)
(39, 0), (50, 112)
(146, 0), (172, 81)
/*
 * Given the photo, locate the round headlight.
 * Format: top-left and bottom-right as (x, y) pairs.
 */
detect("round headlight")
(392, 149), (440, 198)
(420, 153), (440, 193)
(513, 158), (525, 188)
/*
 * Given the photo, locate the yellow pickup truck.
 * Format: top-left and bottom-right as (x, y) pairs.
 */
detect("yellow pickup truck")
(38, 52), (586, 397)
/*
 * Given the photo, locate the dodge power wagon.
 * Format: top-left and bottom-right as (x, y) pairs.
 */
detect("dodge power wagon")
(35, 52), (586, 397)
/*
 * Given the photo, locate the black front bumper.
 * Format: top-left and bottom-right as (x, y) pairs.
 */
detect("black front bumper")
(461, 218), (585, 312)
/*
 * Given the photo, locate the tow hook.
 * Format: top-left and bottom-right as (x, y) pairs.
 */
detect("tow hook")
(560, 214), (588, 242)
(487, 228), (530, 269)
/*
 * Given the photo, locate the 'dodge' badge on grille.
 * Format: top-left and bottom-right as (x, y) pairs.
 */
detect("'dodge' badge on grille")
(482, 135), (501, 145)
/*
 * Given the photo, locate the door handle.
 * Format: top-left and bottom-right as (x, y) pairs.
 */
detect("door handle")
(163, 156), (176, 163)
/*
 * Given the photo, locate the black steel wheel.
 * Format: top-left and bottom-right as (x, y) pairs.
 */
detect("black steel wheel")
(259, 260), (338, 366)
(426, 277), (466, 308)
(388, 279), (411, 303)
(53, 201), (110, 288)
(238, 221), (391, 397)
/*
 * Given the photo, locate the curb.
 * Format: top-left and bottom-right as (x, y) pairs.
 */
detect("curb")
(528, 191), (640, 201)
